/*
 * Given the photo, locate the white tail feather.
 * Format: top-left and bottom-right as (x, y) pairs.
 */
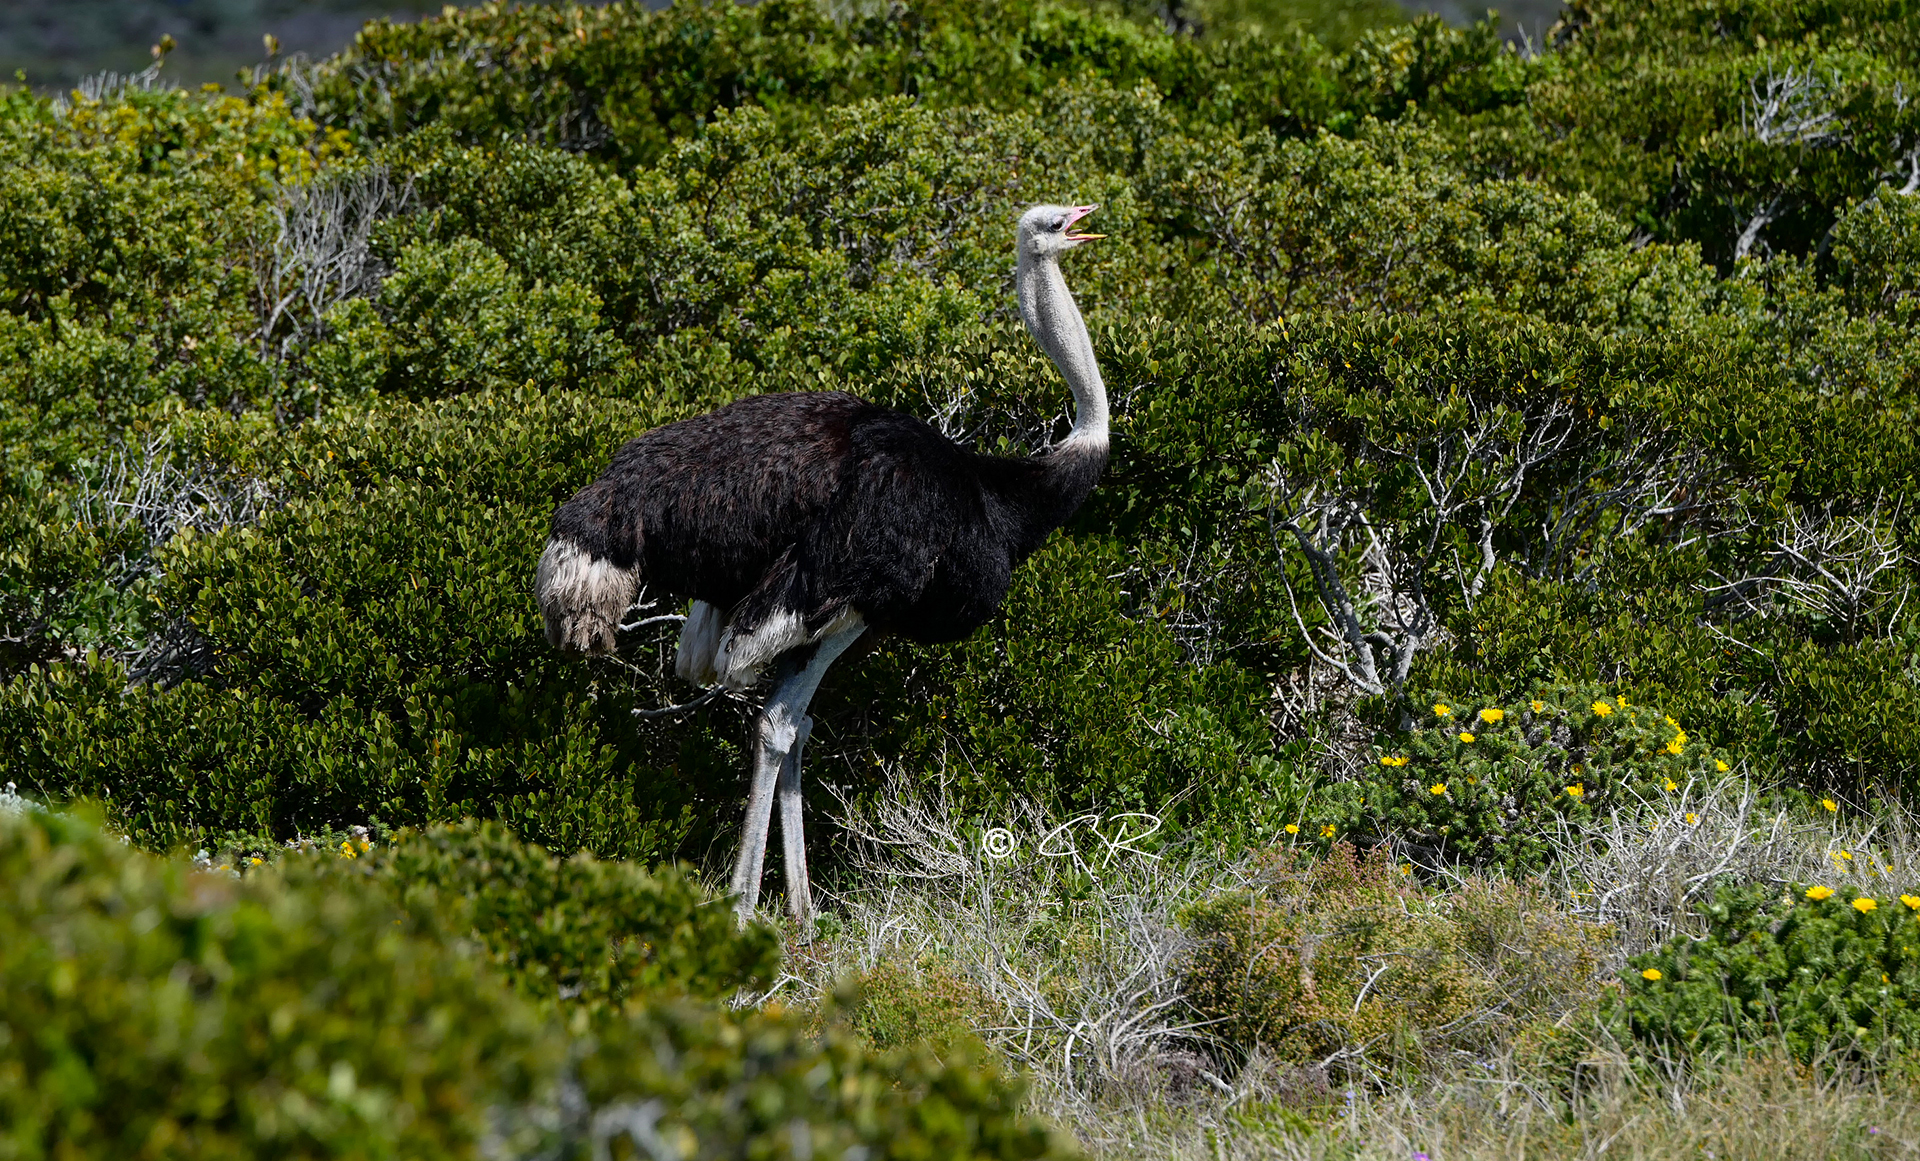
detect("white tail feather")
(714, 607), (863, 691)
(675, 600), (725, 685)
(534, 538), (638, 656)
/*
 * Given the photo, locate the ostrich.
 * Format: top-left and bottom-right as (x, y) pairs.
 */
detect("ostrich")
(535, 204), (1110, 922)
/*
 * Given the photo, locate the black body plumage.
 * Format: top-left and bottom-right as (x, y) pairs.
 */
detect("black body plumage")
(549, 390), (1107, 644)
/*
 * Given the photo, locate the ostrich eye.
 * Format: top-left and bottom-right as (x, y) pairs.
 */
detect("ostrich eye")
(1051, 218), (1065, 231)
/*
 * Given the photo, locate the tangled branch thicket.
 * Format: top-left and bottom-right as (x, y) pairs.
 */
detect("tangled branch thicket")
(74, 434), (275, 555)
(253, 166), (412, 369)
(72, 433), (276, 684)
(816, 769), (1224, 1104)
(1266, 398), (1575, 700)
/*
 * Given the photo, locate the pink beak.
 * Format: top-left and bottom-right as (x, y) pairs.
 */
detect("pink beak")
(1065, 204), (1105, 242)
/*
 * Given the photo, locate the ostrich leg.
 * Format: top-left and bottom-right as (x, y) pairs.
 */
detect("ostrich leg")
(776, 713), (815, 922)
(730, 618), (865, 922)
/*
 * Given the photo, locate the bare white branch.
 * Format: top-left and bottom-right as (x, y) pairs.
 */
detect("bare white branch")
(1701, 500), (1910, 643)
(1264, 400), (1575, 702)
(1743, 67), (1845, 148)
(254, 166), (412, 364)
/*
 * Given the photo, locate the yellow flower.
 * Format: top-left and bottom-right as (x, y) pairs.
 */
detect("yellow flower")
(337, 840), (357, 859)
(1806, 886), (1835, 901)
(1321, 824), (1336, 839)
(1529, 700), (1546, 713)
(1591, 700), (1613, 716)
(1854, 897), (1878, 913)
(1617, 695), (1630, 708)
(1401, 864), (1413, 876)
(1665, 737), (1685, 756)
(1566, 784), (1585, 799)
(1479, 707), (1504, 724)
(1900, 895), (1920, 911)
(1641, 968), (1663, 981)
(1378, 755), (1409, 768)
(1665, 715), (1677, 727)
(1836, 850), (1854, 861)
(1685, 813), (1698, 825)
(1663, 779), (1679, 792)
(1285, 823), (1300, 835)
(248, 856), (263, 866)
(1458, 731), (1475, 744)
(1430, 783), (1448, 796)
(1821, 798), (1838, 813)
(1715, 760), (1729, 772)
(1434, 704), (1452, 717)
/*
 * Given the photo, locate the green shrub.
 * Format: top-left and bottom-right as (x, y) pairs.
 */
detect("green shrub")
(308, 238), (622, 403)
(840, 955), (997, 1059)
(0, 808), (1071, 1160)
(357, 820), (779, 1009)
(840, 533), (1275, 833)
(1612, 881), (1920, 1069)
(569, 997), (1065, 1161)
(0, 806), (552, 1158)
(1177, 844), (1610, 1077)
(1325, 683), (1737, 871)
(298, 0), (1298, 167)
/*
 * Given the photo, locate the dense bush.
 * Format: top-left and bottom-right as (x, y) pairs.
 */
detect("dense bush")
(0, 0), (1914, 925)
(0, 808), (1068, 1159)
(1613, 881), (1920, 1068)
(839, 954), (998, 1059)
(1322, 684), (1738, 870)
(1178, 844), (1611, 1077)
(0, 807), (550, 1158)
(355, 820), (781, 1008)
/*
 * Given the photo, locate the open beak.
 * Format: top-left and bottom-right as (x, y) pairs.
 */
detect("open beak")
(1065, 204), (1106, 242)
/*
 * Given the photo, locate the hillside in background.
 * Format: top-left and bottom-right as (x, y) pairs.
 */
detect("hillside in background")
(0, 0), (473, 90)
(2, 0), (1919, 1156)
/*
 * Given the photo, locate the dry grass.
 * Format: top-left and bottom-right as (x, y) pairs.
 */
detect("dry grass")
(1090, 1049), (1920, 1159)
(788, 769), (1230, 1103)
(1545, 773), (1920, 957)
(767, 769), (1920, 1159)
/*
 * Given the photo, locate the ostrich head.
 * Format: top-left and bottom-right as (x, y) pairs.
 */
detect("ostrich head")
(1016, 204), (1104, 262)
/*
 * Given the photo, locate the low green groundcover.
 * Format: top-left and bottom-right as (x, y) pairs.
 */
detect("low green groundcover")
(0, 808), (1067, 1160)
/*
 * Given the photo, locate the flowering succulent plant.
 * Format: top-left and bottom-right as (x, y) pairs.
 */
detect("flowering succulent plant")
(1324, 683), (1737, 871)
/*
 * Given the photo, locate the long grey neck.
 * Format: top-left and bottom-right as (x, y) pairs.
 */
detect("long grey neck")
(1016, 251), (1109, 448)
